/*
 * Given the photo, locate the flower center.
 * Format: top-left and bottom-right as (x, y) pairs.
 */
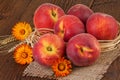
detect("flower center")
(47, 46), (52, 51)
(21, 52), (28, 58)
(20, 29), (25, 35)
(58, 63), (65, 71)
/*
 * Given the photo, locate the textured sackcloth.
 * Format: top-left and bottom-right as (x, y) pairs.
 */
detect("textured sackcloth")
(23, 46), (120, 80)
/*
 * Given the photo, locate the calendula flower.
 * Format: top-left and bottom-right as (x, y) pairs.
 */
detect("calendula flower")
(12, 22), (32, 41)
(14, 44), (33, 65)
(52, 57), (72, 77)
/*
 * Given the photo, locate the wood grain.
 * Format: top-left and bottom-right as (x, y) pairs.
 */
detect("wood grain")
(0, 0), (120, 80)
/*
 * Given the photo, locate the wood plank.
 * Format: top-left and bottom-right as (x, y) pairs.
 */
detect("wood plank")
(92, 0), (120, 21)
(0, 0), (32, 35)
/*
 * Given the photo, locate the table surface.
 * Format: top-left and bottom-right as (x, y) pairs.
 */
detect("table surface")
(0, 0), (120, 80)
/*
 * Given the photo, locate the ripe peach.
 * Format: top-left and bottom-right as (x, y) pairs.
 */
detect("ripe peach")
(86, 13), (119, 40)
(66, 33), (100, 66)
(54, 15), (85, 42)
(67, 4), (93, 24)
(33, 33), (65, 66)
(34, 3), (65, 29)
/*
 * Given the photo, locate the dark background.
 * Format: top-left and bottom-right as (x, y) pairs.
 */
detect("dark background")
(0, 0), (120, 80)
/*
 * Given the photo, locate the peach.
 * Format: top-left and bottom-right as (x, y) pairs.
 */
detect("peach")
(34, 3), (65, 29)
(33, 33), (65, 66)
(86, 13), (119, 40)
(67, 4), (93, 24)
(54, 15), (85, 42)
(66, 33), (100, 66)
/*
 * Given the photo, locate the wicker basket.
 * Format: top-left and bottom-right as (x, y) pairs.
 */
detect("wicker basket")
(27, 22), (120, 53)
(0, 22), (119, 53)
(99, 22), (120, 52)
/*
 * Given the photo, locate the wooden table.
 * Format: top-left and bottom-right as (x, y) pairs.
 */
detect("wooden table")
(0, 0), (120, 80)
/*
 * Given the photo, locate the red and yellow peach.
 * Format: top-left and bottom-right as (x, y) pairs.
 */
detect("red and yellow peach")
(54, 15), (85, 42)
(66, 33), (100, 66)
(34, 3), (65, 29)
(86, 13), (119, 40)
(33, 34), (65, 66)
(67, 4), (93, 24)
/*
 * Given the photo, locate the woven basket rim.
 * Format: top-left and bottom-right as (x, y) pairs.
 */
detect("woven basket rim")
(99, 22), (120, 52)
(1, 22), (119, 53)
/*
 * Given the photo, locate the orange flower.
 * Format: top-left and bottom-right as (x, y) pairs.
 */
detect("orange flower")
(51, 57), (72, 77)
(12, 22), (32, 41)
(14, 44), (33, 65)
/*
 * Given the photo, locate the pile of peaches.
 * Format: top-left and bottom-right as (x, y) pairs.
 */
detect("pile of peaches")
(33, 3), (119, 67)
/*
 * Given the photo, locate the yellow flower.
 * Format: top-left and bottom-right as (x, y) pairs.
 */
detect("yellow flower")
(12, 22), (32, 41)
(14, 44), (33, 65)
(51, 57), (72, 77)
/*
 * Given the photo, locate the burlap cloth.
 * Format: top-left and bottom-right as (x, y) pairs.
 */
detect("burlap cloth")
(23, 46), (120, 80)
